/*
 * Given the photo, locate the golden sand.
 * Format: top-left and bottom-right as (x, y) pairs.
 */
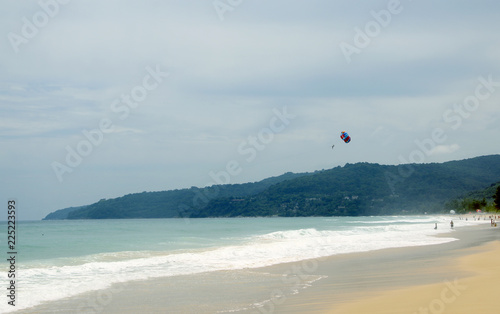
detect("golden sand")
(328, 240), (500, 314)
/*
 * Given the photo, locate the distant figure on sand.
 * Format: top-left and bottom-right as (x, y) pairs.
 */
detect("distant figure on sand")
(450, 220), (454, 228)
(434, 223), (437, 230)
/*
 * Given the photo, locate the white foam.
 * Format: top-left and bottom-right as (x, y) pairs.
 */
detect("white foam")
(1, 215), (488, 312)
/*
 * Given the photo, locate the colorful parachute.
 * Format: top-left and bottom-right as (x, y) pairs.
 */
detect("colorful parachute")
(340, 131), (351, 143)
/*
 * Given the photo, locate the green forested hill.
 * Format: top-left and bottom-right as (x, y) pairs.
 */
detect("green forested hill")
(43, 155), (500, 219)
(445, 181), (500, 213)
(195, 155), (500, 217)
(42, 206), (87, 220)
(43, 171), (311, 219)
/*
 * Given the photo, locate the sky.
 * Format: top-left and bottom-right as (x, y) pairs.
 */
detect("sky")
(1, 0), (499, 220)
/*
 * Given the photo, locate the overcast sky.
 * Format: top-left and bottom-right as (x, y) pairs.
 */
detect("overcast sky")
(1, 0), (499, 220)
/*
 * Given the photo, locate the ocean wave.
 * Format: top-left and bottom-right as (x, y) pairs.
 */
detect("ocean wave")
(1, 216), (474, 312)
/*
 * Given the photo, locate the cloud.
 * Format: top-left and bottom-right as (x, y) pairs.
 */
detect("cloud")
(1, 0), (500, 219)
(430, 144), (460, 155)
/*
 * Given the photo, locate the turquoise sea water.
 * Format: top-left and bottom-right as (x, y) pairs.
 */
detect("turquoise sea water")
(0, 215), (488, 312)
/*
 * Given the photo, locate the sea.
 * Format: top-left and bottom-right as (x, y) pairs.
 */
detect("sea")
(0, 215), (490, 313)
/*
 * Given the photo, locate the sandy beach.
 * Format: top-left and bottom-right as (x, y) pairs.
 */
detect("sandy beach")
(17, 219), (500, 314)
(259, 223), (500, 314)
(328, 240), (500, 314)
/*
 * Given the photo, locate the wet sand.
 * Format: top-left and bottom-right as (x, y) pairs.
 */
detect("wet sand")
(328, 239), (500, 314)
(17, 223), (500, 314)
(258, 224), (500, 314)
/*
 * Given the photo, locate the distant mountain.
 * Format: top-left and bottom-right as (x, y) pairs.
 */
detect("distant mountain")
(43, 171), (311, 220)
(42, 206), (87, 220)
(43, 155), (500, 219)
(195, 155), (500, 217)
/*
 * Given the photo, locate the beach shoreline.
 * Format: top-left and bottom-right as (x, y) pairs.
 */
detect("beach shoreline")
(15, 218), (500, 313)
(326, 237), (500, 314)
(253, 223), (500, 314)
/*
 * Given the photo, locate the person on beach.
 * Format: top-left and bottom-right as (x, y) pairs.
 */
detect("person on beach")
(434, 223), (437, 230)
(450, 220), (454, 228)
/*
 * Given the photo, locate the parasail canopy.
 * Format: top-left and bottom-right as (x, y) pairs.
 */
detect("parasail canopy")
(340, 131), (351, 143)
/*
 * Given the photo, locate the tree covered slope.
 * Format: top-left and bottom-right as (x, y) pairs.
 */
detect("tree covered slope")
(43, 155), (500, 219)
